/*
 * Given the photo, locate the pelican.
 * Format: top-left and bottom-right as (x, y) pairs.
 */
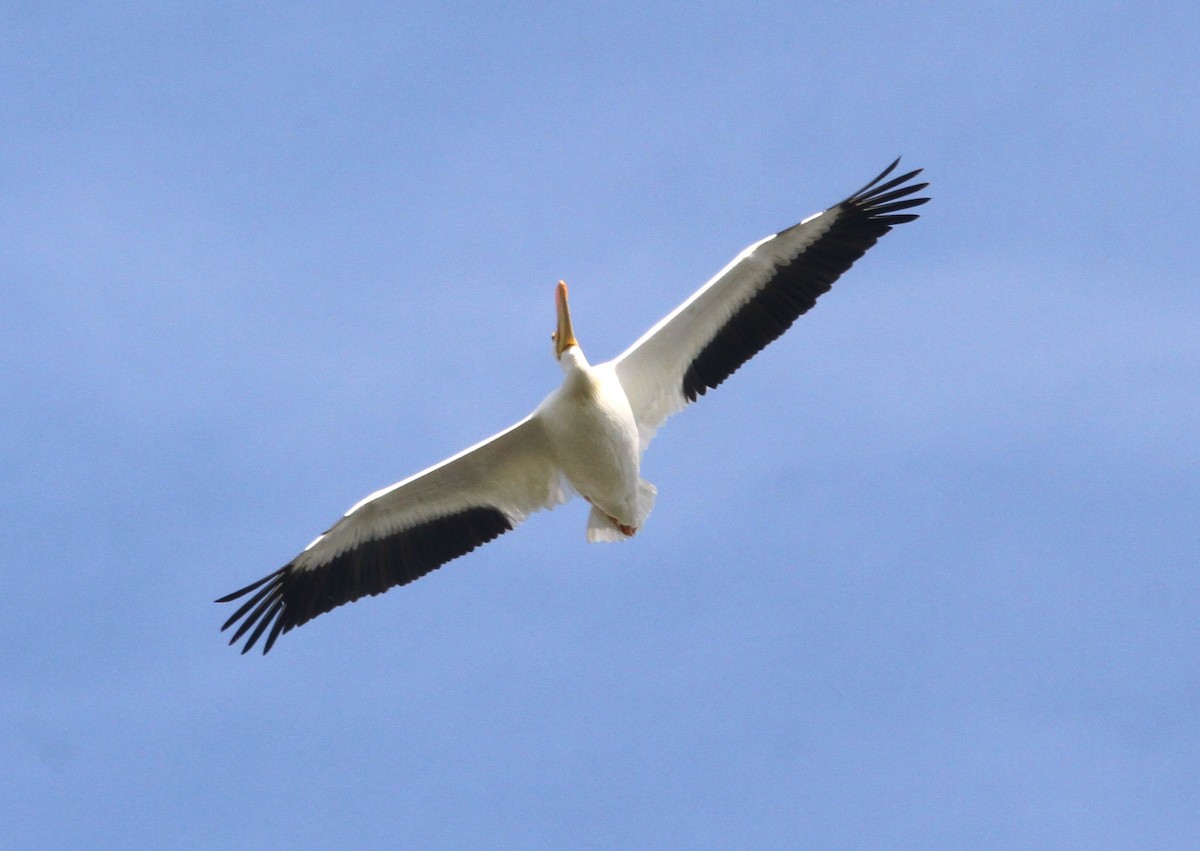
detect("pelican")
(218, 159), (929, 653)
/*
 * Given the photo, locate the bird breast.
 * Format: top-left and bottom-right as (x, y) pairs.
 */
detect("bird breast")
(537, 364), (641, 519)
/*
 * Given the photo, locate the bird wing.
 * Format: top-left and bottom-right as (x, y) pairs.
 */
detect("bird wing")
(217, 415), (566, 653)
(610, 159), (928, 448)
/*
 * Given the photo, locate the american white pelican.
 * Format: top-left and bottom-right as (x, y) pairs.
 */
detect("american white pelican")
(218, 159), (929, 653)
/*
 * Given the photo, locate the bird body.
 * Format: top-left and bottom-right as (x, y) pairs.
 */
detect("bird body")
(537, 348), (652, 541)
(218, 159), (929, 653)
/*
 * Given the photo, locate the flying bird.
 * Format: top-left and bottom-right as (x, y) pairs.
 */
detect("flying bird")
(218, 159), (929, 653)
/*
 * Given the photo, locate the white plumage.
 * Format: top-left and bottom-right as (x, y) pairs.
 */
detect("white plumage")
(218, 159), (929, 653)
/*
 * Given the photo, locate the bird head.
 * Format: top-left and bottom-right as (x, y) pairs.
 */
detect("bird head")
(551, 280), (579, 360)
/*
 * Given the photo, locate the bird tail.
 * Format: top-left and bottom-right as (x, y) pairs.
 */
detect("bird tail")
(585, 480), (656, 543)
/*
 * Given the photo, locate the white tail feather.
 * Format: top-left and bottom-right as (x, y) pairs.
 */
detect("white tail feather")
(586, 507), (627, 542)
(585, 480), (657, 543)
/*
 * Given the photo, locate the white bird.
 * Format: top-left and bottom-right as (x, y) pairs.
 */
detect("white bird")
(218, 159), (929, 653)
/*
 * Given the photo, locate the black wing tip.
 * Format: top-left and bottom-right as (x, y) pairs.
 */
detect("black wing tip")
(217, 564), (291, 655)
(845, 157), (930, 215)
(213, 570), (274, 603)
(847, 156), (906, 196)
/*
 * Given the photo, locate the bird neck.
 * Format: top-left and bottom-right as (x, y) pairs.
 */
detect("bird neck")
(557, 345), (602, 402)
(558, 345), (591, 375)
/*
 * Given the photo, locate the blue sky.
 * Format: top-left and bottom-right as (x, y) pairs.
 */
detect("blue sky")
(3, 2), (1198, 847)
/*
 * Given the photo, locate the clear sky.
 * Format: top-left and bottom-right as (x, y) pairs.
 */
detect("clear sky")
(3, 2), (1198, 848)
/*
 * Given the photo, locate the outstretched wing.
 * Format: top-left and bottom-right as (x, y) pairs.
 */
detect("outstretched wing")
(611, 159), (928, 448)
(217, 415), (565, 653)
